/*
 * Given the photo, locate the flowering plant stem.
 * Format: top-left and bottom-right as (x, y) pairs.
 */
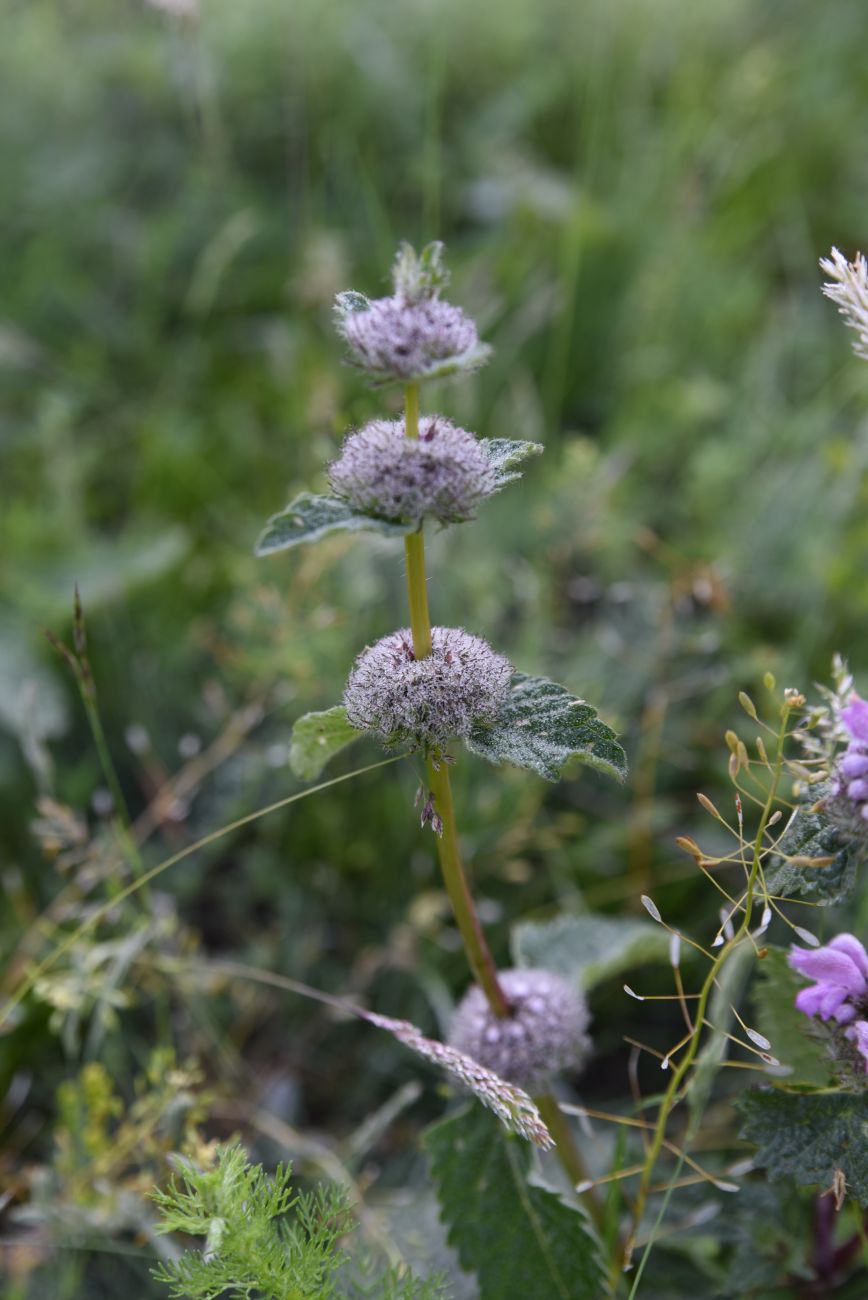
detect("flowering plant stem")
(624, 696), (794, 1285)
(401, 383), (601, 1222)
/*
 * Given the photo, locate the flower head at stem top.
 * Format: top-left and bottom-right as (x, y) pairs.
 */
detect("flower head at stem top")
(789, 933), (868, 1071)
(334, 241), (491, 385)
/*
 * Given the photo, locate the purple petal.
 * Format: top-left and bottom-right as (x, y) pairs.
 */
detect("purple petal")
(835, 1003), (859, 1024)
(840, 752), (868, 778)
(788, 945), (868, 997)
(828, 934), (868, 979)
(848, 779), (868, 801)
(842, 694), (868, 742)
(795, 985), (830, 1018)
(817, 985), (851, 1020)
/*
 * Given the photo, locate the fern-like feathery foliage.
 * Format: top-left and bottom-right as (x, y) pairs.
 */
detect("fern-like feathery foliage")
(151, 1142), (446, 1300)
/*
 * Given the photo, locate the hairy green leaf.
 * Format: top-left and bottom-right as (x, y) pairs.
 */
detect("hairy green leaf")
(289, 706), (360, 781)
(256, 491), (415, 556)
(737, 1091), (868, 1205)
(479, 438), (544, 489)
(752, 948), (834, 1089)
(466, 672), (627, 783)
(765, 783), (863, 905)
(424, 1107), (604, 1300)
(510, 913), (669, 991)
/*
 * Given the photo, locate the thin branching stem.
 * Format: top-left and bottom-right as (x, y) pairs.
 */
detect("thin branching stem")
(624, 697), (793, 1286)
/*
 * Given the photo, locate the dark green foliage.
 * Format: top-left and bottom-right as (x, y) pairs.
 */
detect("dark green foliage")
(256, 492), (417, 555)
(511, 912), (669, 990)
(737, 1091), (868, 1205)
(765, 783), (863, 905)
(752, 947), (834, 1089)
(466, 673), (627, 782)
(423, 1106), (603, 1299)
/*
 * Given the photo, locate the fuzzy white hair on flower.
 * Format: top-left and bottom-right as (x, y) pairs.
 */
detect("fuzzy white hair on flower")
(343, 626), (512, 753)
(328, 416), (497, 526)
(334, 242), (491, 385)
(448, 968), (591, 1093)
(821, 246), (868, 359)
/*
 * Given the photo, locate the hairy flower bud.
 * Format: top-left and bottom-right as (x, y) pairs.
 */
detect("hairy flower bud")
(334, 242), (491, 384)
(343, 627), (512, 752)
(328, 416), (496, 525)
(448, 968), (591, 1093)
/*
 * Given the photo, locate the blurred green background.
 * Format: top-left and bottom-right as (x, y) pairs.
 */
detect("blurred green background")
(3, 0), (868, 1293)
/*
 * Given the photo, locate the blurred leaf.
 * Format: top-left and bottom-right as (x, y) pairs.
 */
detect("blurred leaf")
(466, 673), (627, 783)
(423, 1106), (604, 1300)
(765, 784), (862, 905)
(255, 492), (415, 556)
(736, 1090), (868, 1205)
(510, 912), (669, 991)
(480, 438), (544, 489)
(689, 941), (753, 1122)
(752, 948), (834, 1089)
(288, 706), (360, 780)
(0, 618), (67, 739)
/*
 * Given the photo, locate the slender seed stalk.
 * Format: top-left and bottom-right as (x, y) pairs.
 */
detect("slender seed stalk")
(624, 700), (793, 1279)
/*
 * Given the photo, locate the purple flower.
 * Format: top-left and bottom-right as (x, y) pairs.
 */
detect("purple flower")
(328, 416), (497, 525)
(448, 968), (591, 1092)
(789, 933), (868, 1070)
(334, 242), (491, 385)
(343, 626), (512, 753)
(834, 692), (868, 823)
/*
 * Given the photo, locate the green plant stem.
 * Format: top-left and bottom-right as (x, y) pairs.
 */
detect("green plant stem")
(535, 1092), (604, 1230)
(426, 755), (509, 1017)
(624, 700), (792, 1284)
(402, 383), (433, 658)
(402, 382), (506, 1016)
(399, 386), (604, 1233)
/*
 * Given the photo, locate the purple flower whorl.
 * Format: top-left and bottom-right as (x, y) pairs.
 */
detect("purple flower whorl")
(833, 693), (868, 828)
(334, 242), (490, 385)
(448, 968), (591, 1093)
(343, 626), (512, 753)
(790, 933), (868, 1074)
(328, 416), (496, 526)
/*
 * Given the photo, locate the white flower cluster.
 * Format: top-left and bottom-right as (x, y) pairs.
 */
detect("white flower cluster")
(821, 246), (868, 359)
(448, 968), (591, 1093)
(328, 416), (496, 525)
(343, 627), (512, 752)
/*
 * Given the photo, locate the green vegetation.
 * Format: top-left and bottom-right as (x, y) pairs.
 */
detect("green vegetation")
(4, 0), (868, 1295)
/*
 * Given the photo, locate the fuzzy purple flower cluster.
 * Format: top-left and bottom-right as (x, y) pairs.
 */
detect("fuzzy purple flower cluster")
(334, 242), (490, 384)
(789, 933), (868, 1070)
(448, 968), (591, 1093)
(343, 626), (512, 752)
(833, 693), (868, 825)
(328, 416), (496, 526)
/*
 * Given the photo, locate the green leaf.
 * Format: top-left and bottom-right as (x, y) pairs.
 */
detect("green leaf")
(255, 492), (415, 556)
(479, 438), (544, 489)
(510, 913), (670, 992)
(288, 706), (360, 781)
(465, 673), (627, 783)
(752, 947), (834, 1089)
(765, 782), (863, 905)
(737, 1090), (868, 1205)
(689, 940), (753, 1123)
(423, 1107), (604, 1300)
